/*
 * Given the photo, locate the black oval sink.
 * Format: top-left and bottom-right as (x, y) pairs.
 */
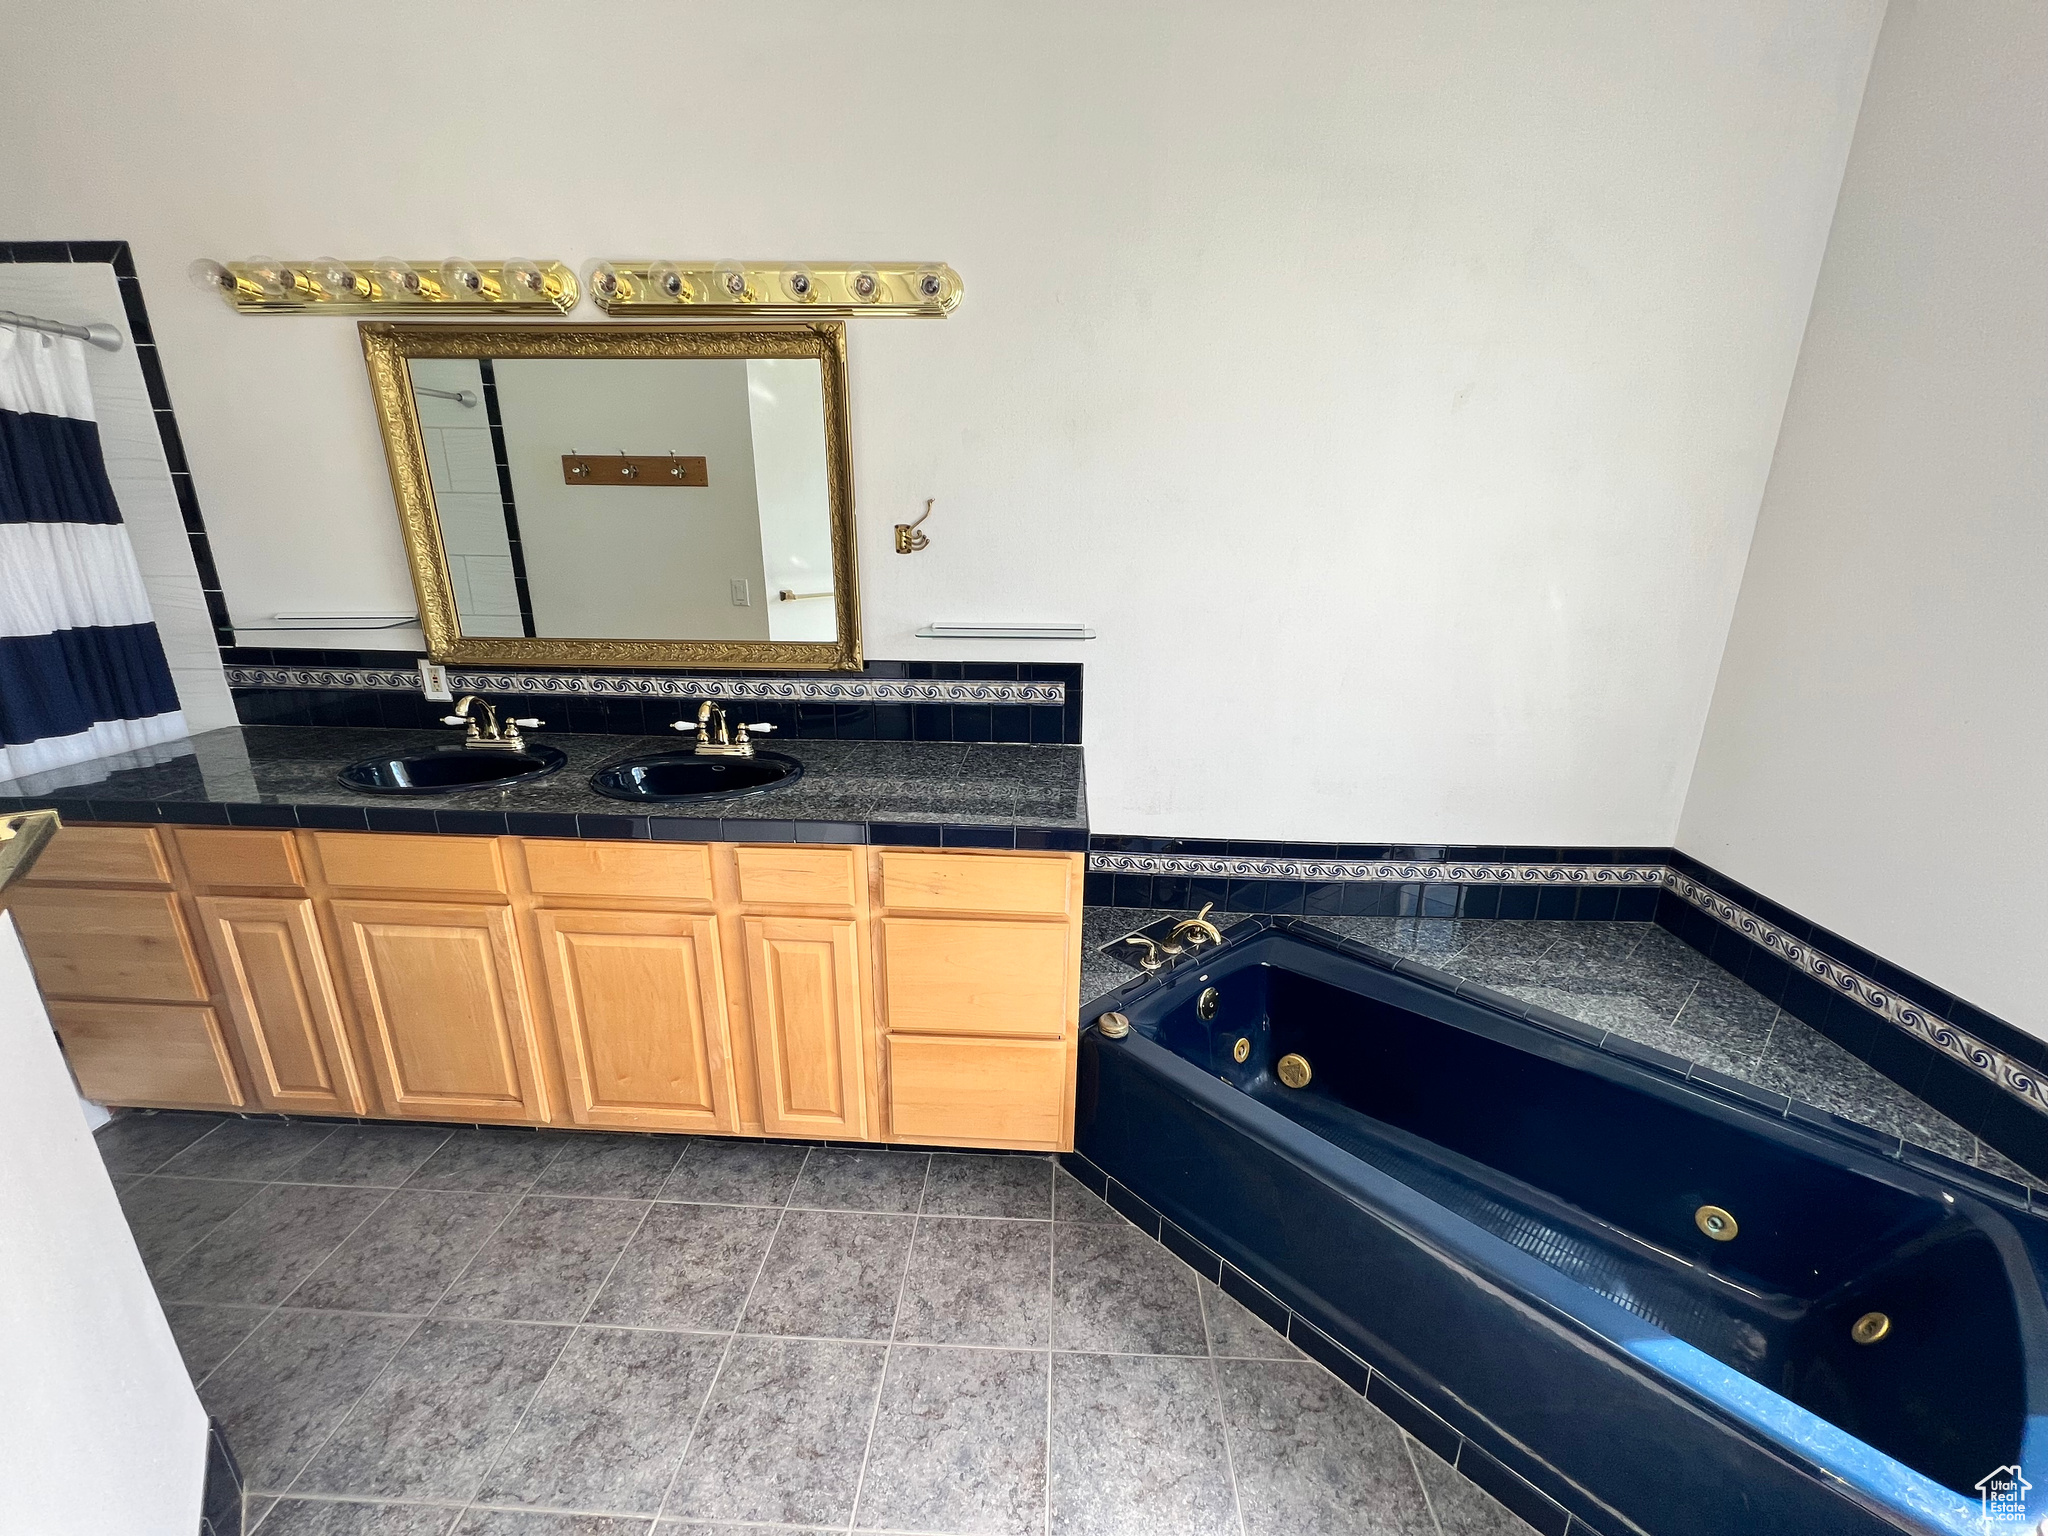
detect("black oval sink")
(338, 745), (567, 795)
(589, 750), (803, 803)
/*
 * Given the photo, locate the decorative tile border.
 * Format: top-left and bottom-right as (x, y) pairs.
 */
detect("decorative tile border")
(1088, 851), (1665, 885)
(224, 666), (1065, 706)
(1090, 850), (2047, 1124)
(1661, 872), (2048, 1121)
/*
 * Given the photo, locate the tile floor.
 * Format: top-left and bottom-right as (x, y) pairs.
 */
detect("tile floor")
(1081, 910), (2038, 1189)
(98, 1114), (1538, 1536)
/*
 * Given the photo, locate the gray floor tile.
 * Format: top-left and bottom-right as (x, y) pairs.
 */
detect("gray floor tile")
(896, 1216), (1052, 1348)
(1049, 1352), (1238, 1536)
(117, 1174), (266, 1276)
(255, 1499), (460, 1535)
(475, 1325), (727, 1514)
(403, 1130), (565, 1194)
(93, 1110), (228, 1174)
(159, 1183), (391, 1305)
(164, 1301), (268, 1383)
(285, 1125), (454, 1188)
(161, 1119), (340, 1181)
(292, 1191), (517, 1314)
(658, 1137), (808, 1206)
(790, 1147), (930, 1212)
(294, 1319), (567, 1502)
(1409, 1436), (1541, 1535)
(587, 1202), (781, 1330)
(199, 1308), (418, 1490)
(1217, 1358), (1435, 1536)
(853, 1345), (1047, 1536)
(1201, 1279), (1303, 1360)
(1053, 1168), (1117, 1224)
(435, 1196), (648, 1323)
(921, 1153), (1054, 1219)
(457, 1514), (650, 1535)
(740, 1208), (914, 1340)
(532, 1133), (687, 1199)
(1053, 1221), (1205, 1355)
(663, 1334), (886, 1527)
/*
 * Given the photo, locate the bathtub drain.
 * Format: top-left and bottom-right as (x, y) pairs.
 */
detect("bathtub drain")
(1277, 1053), (1313, 1089)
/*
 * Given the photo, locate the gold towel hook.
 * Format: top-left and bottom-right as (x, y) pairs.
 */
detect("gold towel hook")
(895, 498), (934, 554)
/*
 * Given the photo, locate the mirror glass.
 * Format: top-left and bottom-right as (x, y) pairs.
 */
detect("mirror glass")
(365, 324), (858, 670)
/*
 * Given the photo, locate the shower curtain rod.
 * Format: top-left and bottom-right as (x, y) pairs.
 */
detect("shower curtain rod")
(0, 309), (124, 351)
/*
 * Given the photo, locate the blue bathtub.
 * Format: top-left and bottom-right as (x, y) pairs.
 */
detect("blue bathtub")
(1073, 919), (2048, 1535)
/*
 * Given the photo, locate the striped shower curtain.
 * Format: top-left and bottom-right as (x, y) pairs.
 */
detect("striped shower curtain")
(0, 325), (184, 777)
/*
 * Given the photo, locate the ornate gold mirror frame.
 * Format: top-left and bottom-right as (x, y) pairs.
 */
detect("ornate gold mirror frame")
(361, 320), (860, 670)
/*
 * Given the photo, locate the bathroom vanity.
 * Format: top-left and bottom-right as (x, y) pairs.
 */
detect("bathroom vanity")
(11, 822), (1083, 1150)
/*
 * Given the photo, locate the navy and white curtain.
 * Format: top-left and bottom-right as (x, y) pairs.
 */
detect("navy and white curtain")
(0, 325), (184, 777)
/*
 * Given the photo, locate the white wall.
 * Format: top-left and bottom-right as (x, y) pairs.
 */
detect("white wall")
(0, 2), (1886, 842)
(0, 914), (209, 1533)
(0, 265), (237, 734)
(1677, 1), (2047, 1032)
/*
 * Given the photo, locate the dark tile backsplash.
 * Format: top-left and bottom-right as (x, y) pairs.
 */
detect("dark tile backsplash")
(225, 651), (1083, 746)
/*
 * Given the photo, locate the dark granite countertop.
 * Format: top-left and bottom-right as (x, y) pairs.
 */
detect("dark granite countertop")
(0, 725), (1087, 849)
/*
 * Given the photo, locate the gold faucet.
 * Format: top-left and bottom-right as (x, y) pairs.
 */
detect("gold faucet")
(670, 700), (779, 758)
(1169, 903), (1224, 950)
(442, 695), (543, 751)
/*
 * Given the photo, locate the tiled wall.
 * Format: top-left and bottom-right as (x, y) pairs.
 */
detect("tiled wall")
(223, 651), (1084, 746)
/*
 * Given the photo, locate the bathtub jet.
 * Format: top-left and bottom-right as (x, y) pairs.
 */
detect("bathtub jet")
(1074, 919), (2048, 1536)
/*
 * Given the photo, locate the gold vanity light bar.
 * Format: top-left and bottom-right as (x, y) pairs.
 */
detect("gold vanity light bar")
(187, 257), (579, 315)
(587, 260), (962, 317)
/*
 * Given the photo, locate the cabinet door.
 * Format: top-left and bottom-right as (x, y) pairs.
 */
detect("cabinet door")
(196, 896), (363, 1115)
(48, 1001), (245, 1111)
(535, 909), (735, 1132)
(329, 900), (546, 1123)
(877, 917), (1072, 1038)
(886, 1035), (1067, 1150)
(741, 916), (866, 1138)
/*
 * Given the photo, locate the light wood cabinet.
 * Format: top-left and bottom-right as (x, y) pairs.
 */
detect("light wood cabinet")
(16, 824), (1084, 1151)
(195, 896), (362, 1115)
(48, 1000), (244, 1111)
(330, 899), (548, 1123)
(534, 908), (735, 1132)
(742, 915), (868, 1138)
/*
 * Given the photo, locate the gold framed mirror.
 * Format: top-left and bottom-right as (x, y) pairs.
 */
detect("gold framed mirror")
(361, 321), (860, 669)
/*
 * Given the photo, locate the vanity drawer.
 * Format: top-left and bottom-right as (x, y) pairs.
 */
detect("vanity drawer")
(877, 851), (1074, 918)
(24, 824), (171, 887)
(177, 828), (305, 889)
(886, 1035), (1066, 1149)
(49, 1001), (245, 1111)
(878, 917), (1071, 1038)
(524, 839), (713, 904)
(734, 845), (860, 910)
(313, 832), (505, 895)
(10, 887), (209, 1001)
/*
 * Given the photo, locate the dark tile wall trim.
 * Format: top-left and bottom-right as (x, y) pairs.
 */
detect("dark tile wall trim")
(0, 240), (233, 645)
(224, 665), (1065, 705)
(1089, 850), (1666, 885)
(1059, 1149), (1605, 1536)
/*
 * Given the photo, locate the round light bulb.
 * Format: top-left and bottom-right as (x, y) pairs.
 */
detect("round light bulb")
(779, 264), (817, 303)
(311, 258), (359, 300)
(241, 257), (290, 297)
(586, 261), (623, 303)
(714, 260), (751, 301)
(186, 258), (238, 303)
(501, 257), (546, 296)
(372, 259), (426, 301)
(440, 259), (485, 298)
(914, 265), (955, 306)
(649, 262), (693, 302)
(846, 267), (882, 304)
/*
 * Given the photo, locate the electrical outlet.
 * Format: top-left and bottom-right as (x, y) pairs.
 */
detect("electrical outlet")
(417, 659), (452, 701)
(730, 579), (751, 607)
